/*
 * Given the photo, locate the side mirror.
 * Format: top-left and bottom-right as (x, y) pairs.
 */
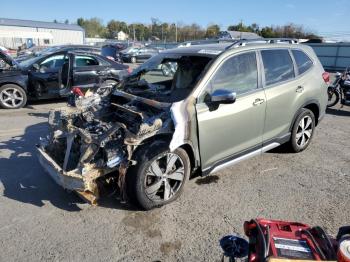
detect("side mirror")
(210, 89), (236, 104)
(32, 63), (40, 71)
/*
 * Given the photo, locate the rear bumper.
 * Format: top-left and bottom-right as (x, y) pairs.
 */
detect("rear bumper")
(36, 145), (100, 204)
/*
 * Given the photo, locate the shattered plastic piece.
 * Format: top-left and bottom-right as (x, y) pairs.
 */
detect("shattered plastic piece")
(106, 156), (122, 168)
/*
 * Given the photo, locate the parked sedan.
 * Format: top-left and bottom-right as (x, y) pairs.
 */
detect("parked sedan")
(15, 45), (101, 62)
(0, 50), (128, 109)
(101, 43), (128, 62)
(121, 47), (159, 63)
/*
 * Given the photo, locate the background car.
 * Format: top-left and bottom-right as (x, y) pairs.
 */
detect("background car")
(121, 47), (159, 63)
(15, 45), (101, 62)
(0, 49), (128, 109)
(101, 43), (128, 62)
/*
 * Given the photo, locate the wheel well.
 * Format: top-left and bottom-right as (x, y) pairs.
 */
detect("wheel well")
(133, 134), (196, 172)
(0, 82), (26, 92)
(304, 103), (319, 125)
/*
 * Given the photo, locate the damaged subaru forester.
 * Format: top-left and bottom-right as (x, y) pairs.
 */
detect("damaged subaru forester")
(37, 40), (328, 210)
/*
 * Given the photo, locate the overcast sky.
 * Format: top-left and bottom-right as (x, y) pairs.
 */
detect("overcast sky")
(2, 0), (349, 39)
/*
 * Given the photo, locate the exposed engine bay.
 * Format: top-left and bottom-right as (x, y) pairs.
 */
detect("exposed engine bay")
(40, 90), (173, 203)
(37, 54), (212, 204)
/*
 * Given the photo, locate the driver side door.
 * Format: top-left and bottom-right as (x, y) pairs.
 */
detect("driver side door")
(196, 51), (267, 171)
(28, 52), (68, 98)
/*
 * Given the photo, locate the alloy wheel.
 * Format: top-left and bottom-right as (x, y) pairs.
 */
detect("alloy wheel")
(0, 88), (24, 108)
(144, 152), (185, 202)
(295, 115), (313, 148)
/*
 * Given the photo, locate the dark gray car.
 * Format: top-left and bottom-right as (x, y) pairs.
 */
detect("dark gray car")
(121, 47), (159, 63)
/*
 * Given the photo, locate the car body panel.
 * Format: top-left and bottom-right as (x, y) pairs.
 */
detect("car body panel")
(0, 51), (28, 91)
(196, 89), (266, 169)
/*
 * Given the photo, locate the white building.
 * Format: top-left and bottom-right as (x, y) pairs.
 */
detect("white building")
(0, 18), (85, 49)
(117, 31), (128, 41)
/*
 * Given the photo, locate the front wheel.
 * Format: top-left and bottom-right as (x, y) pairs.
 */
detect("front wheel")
(127, 142), (190, 210)
(0, 84), (27, 109)
(327, 87), (340, 107)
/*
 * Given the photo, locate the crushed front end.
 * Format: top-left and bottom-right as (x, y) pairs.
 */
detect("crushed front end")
(37, 90), (173, 204)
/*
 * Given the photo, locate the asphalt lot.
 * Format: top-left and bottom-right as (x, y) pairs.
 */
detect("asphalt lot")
(0, 98), (349, 261)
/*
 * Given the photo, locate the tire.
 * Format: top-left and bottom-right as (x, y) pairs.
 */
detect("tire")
(130, 56), (137, 64)
(126, 141), (190, 210)
(288, 108), (315, 153)
(327, 87), (340, 108)
(0, 84), (27, 109)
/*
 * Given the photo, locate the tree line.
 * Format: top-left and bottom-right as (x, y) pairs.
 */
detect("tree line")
(74, 18), (320, 42)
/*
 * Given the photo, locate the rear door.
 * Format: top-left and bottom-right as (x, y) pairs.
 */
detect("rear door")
(196, 51), (266, 170)
(72, 54), (108, 89)
(260, 49), (299, 144)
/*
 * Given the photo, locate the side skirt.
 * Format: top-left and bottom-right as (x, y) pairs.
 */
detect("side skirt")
(201, 137), (291, 176)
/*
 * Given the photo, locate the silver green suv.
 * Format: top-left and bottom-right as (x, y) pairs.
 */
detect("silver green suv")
(38, 39), (328, 210)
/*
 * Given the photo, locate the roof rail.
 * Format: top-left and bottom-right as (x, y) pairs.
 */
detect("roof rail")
(225, 38), (299, 50)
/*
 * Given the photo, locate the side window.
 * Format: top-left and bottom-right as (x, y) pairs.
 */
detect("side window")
(74, 55), (99, 67)
(292, 50), (313, 75)
(261, 49), (295, 86)
(40, 54), (66, 69)
(209, 52), (258, 95)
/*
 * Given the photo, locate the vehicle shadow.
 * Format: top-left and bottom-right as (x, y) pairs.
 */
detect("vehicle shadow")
(326, 107), (350, 117)
(0, 122), (84, 211)
(25, 98), (67, 109)
(0, 120), (141, 212)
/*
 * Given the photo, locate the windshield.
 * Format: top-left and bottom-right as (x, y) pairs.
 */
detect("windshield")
(18, 56), (41, 68)
(122, 53), (213, 103)
(36, 46), (61, 56)
(17, 46), (62, 66)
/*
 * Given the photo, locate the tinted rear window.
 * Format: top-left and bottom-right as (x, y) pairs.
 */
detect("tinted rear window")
(261, 49), (295, 86)
(292, 50), (313, 75)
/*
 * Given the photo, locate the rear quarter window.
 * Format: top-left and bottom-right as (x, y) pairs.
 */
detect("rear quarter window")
(292, 49), (313, 75)
(261, 49), (295, 86)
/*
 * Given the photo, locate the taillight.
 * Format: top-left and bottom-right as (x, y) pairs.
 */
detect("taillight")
(322, 72), (330, 84)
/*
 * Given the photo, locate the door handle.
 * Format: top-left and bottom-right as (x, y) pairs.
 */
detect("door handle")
(296, 86), (304, 93)
(253, 98), (265, 106)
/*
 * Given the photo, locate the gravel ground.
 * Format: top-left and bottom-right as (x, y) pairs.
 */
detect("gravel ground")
(0, 99), (349, 262)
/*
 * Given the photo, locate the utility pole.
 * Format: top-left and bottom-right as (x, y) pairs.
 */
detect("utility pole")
(175, 23), (178, 43)
(240, 19), (243, 40)
(133, 25), (136, 41)
(161, 24), (164, 42)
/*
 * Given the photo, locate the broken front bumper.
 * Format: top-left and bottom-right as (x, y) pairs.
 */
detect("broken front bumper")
(37, 145), (102, 205)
